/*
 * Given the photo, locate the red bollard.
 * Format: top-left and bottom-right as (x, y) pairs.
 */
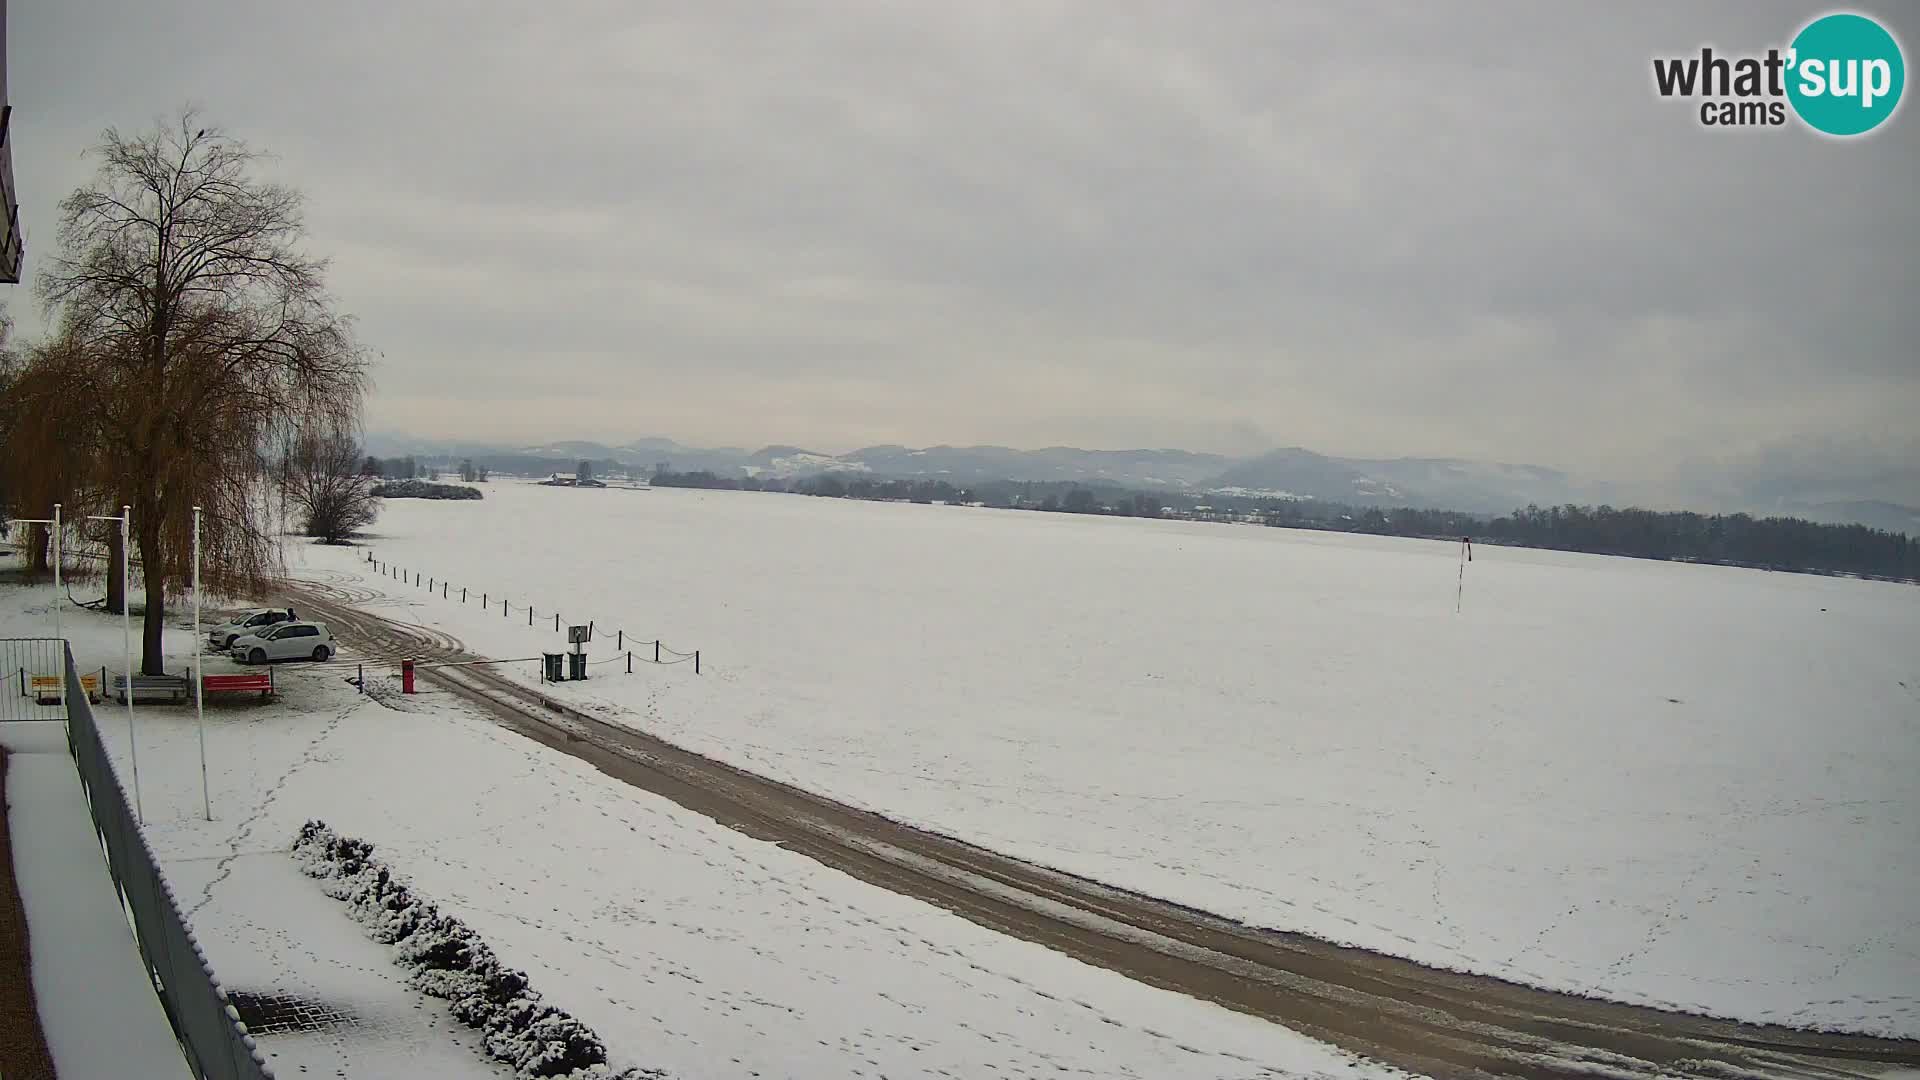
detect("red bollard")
(402, 658), (416, 695)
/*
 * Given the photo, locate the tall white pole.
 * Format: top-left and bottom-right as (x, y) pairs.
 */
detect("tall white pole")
(53, 504), (63, 715)
(194, 507), (210, 821)
(51, 504), (62, 647)
(15, 510), (67, 713)
(124, 506), (141, 824)
(87, 509), (142, 822)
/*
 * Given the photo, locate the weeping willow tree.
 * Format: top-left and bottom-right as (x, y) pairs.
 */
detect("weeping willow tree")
(33, 110), (371, 674)
(0, 330), (111, 580)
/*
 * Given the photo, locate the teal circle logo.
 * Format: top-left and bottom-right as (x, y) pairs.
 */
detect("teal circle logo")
(1786, 13), (1905, 136)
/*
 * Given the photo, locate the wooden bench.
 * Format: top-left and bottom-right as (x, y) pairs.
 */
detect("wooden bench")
(30, 673), (102, 705)
(202, 672), (275, 701)
(111, 674), (191, 704)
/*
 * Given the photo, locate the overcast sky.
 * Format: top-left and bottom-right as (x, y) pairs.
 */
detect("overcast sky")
(9, 1), (1917, 494)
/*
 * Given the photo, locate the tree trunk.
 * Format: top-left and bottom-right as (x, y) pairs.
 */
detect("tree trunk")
(105, 526), (126, 614)
(141, 571), (167, 675)
(27, 528), (49, 577)
(137, 521), (167, 675)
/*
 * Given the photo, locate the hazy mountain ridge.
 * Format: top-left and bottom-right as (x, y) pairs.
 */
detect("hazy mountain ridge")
(364, 432), (1917, 532)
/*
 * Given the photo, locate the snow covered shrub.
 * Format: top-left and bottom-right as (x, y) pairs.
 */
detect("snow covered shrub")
(489, 1005), (610, 1077)
(291, 820), (665, 1079)
(450, 965), (537, 1026)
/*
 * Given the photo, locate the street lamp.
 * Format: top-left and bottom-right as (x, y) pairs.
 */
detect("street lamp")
(12, 505), (63, 712)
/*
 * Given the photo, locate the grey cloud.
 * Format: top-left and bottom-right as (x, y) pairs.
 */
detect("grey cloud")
(9, 0), (1917, 499)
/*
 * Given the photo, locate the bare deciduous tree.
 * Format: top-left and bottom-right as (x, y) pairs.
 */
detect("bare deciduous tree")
(36, 110), (370, 673)
(284, 426), (380, 543)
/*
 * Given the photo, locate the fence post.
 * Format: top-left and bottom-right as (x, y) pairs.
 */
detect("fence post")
(654, 640), (660, 663)
(695, 650), (701, 675)
(627, 651), (632, 674)
(429, 576), (434, 590)
(529, 607), (534, 626)
(617, 629), (622, 650)
(357, 663), (364, 693)
(463, 587), (467, 603)
(443, 582), (448, 599)
(554, 613), (560, 632)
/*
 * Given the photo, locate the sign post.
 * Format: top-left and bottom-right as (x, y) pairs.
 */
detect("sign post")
(567, 624), (590, 681)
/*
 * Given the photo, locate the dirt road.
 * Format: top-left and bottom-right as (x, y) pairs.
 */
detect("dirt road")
(288, 578), (1920, 1080)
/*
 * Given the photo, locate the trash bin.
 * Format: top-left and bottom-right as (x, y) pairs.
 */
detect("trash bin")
(567, 650), (587, 681)
(542, 652), (564, 682)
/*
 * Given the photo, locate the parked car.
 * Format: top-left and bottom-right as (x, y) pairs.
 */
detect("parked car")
(208, 607), (298, 649)
(230, 622), (334, 664)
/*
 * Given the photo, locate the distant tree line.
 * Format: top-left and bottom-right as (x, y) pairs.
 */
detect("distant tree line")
(1476, 504), (1916, 580)
(362, 455), (423, 480)
(646, 469), (1918, 582)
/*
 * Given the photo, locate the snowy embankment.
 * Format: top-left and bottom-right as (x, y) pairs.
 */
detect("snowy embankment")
(293, 821), (660, 1079)
(3, 570), (1383, 1080)
(297, 480), (1920, 1038)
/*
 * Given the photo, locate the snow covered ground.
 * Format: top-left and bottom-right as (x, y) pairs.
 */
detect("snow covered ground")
(0, 571), (1390, 1079)
(296, 480), (1919, 1038)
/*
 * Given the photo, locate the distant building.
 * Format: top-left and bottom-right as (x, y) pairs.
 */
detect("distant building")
(542, 472), (605, 488)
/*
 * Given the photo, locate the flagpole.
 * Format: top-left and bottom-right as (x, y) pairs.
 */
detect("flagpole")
(91, 508), (141, 823)
(51, 504), (62, 649)
(194, 506), (210, 821)
(53, 505), (63, 716)
(123, 507), (140, 823)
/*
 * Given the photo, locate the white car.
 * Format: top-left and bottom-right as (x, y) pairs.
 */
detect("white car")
(209, 607), (298, 649)
(230, 622), (335, 665)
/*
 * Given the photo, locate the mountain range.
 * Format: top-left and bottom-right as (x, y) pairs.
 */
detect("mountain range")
(363, 433), (1920, 533)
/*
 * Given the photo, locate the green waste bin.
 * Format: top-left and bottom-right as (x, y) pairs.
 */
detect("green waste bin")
(542, 652), (564, 682)
(567, 651), (587, 681)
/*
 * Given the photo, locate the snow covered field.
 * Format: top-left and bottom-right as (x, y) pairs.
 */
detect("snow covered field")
(296, 480), (1920, 1038)
(0, 573), (1386, 1079)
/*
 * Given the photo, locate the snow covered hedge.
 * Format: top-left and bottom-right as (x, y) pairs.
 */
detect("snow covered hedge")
(292, 821), (665, 1079)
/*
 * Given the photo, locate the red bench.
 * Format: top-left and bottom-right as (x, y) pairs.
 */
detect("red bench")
(202, 672), (275, 700)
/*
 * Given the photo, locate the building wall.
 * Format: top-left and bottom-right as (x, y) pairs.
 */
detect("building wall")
(0, 0), (21, 284)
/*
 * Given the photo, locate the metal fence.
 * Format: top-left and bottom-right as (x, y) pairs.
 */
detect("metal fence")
(61, 645), (278, 1080)
(0, 636), (74, 722)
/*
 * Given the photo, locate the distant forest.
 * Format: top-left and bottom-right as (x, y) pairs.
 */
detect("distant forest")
(650, 469), (1919, 583)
